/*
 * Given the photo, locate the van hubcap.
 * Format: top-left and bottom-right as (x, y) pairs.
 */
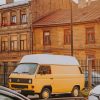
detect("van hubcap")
(42, 91), (49, 99)
(73, 89), (79, 96)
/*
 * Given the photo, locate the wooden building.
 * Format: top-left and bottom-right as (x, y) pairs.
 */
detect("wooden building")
(32, 0), (100, 69)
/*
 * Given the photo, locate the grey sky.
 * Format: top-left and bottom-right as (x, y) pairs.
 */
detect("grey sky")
(0, 0), (78, 5)
(0, 0), (27, 5)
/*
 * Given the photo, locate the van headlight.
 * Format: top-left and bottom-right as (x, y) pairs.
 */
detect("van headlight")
(9, 78), (11, 82)
(29, 79), (32, 84)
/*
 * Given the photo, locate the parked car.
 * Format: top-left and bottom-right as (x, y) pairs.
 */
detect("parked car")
(0, 86), (30, 100)
(84, 71), (100, 87)
(88, 85), (100, 100)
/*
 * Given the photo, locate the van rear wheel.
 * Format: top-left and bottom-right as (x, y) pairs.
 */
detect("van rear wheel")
(39, 88), (51, 99)
(71, 86), (80, 97)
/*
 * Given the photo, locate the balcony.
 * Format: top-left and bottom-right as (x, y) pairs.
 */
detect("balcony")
(0, 24), (30, 32)
(0, 50), (30, 61)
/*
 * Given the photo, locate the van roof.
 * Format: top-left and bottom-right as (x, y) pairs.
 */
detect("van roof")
(20, 54), (79, 66)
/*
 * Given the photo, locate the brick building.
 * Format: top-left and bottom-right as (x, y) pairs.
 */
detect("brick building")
(0, 0), (31, 76)
(0, 0), (76, 80)
(0, 0), (100, 80)
(32, 0), (100, 69)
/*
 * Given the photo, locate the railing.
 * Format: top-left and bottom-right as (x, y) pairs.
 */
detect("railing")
(0, 59), (100, 87)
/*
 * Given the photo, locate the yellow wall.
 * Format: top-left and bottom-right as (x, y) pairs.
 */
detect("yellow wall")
(33, 23), (100, 60)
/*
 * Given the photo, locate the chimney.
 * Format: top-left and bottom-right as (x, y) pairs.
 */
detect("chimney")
(6, 0), (14, 4)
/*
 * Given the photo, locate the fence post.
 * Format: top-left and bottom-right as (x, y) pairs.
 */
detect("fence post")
(88, 60), (92, 89)
(3, 62), (7, 87)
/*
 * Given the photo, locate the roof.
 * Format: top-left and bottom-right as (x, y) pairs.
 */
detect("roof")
(0, 0), (30, 9)
(20, 54), (79, 66)
(33, 0), (100, 27)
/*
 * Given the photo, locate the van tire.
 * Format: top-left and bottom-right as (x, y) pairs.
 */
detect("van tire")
(71, 86), (80, 97)
(39, 88), (51, 99)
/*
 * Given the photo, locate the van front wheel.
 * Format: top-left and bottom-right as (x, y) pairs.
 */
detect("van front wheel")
(39, 88), (51, 99)
(71, 86), (80, 97)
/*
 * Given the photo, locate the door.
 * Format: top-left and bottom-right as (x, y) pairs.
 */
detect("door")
(35, 65), (53, 93)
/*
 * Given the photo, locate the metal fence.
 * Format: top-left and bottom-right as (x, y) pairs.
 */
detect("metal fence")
(0, 59), (100, 87)
(79, 59), (100, 87)
(0, 63), (17, 86)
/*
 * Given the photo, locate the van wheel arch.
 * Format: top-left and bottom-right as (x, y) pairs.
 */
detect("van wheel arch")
(42, 85), (52, 92)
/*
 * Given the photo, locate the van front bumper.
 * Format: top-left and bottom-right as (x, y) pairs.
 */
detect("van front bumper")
(21, 90), (35, 95)
(9, 83), (35, 92)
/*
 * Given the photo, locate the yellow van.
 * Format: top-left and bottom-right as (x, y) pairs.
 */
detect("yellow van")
(9, 54), (85, 99)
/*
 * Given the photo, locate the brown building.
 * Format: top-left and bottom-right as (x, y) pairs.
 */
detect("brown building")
(0, 0), (31, 76)
(0, 0), (77, 84)
(0, 0), (100, 84)
(32, 0), (100, 69)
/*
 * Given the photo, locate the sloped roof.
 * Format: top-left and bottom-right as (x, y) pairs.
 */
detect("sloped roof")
(0, 0), (30, 9)
(20, 54), (79, 66)
(33, 0), (100, 27)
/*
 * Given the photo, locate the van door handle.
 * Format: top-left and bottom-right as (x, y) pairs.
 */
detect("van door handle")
(50, 78), (53, 80)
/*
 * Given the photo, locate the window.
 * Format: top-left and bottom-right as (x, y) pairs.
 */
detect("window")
(10, 40), (17, 51)
(20, 34), (27, 51)
(64, 29), (71, 44)
(21, 14), (27, 23)
(10, 36), (17, 51)
(2, 17), (7, 26)
(20, 40), (25, 50)
(43, 31), (51, 45)
(1, 37), (8, 51)
(1, 41), (8, 51)
(38, 65), (51, 74)
(14, 64), (38, 75)
(86, 27), (95, 44)
(11, 16), (16, 24)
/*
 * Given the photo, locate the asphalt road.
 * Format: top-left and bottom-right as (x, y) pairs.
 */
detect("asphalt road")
(28, 95), (85, 100)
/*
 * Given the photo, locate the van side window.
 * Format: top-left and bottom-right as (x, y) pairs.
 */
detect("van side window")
(38, 65), (51, 74)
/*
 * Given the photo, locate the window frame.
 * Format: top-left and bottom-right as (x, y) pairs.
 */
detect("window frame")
(2, 17), (8, 26)
(86, 27), (95, 44)
(11, 15), (17, 25)
(21, 14), (27, 24)
(43, 31), (51, 46)
(10, 40), (17, 51)
(64, 29), (71, 45)
(1, 38), (8, 52)
(37, 65), (51, 75)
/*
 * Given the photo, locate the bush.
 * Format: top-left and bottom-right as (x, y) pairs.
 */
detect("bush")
(81, 88), (91, 97)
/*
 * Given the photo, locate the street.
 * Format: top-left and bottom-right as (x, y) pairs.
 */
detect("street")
(28, 95), (85, 100)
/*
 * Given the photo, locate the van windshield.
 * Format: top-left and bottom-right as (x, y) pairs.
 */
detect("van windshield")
(13, 63), (38, 75)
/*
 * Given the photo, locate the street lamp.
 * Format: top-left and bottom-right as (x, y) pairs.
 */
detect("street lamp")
(70, 0), (73, 56)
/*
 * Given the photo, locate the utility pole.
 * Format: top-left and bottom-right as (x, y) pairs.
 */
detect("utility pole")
(70, 0), (74, 56)
(29, 1), (33, 54)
